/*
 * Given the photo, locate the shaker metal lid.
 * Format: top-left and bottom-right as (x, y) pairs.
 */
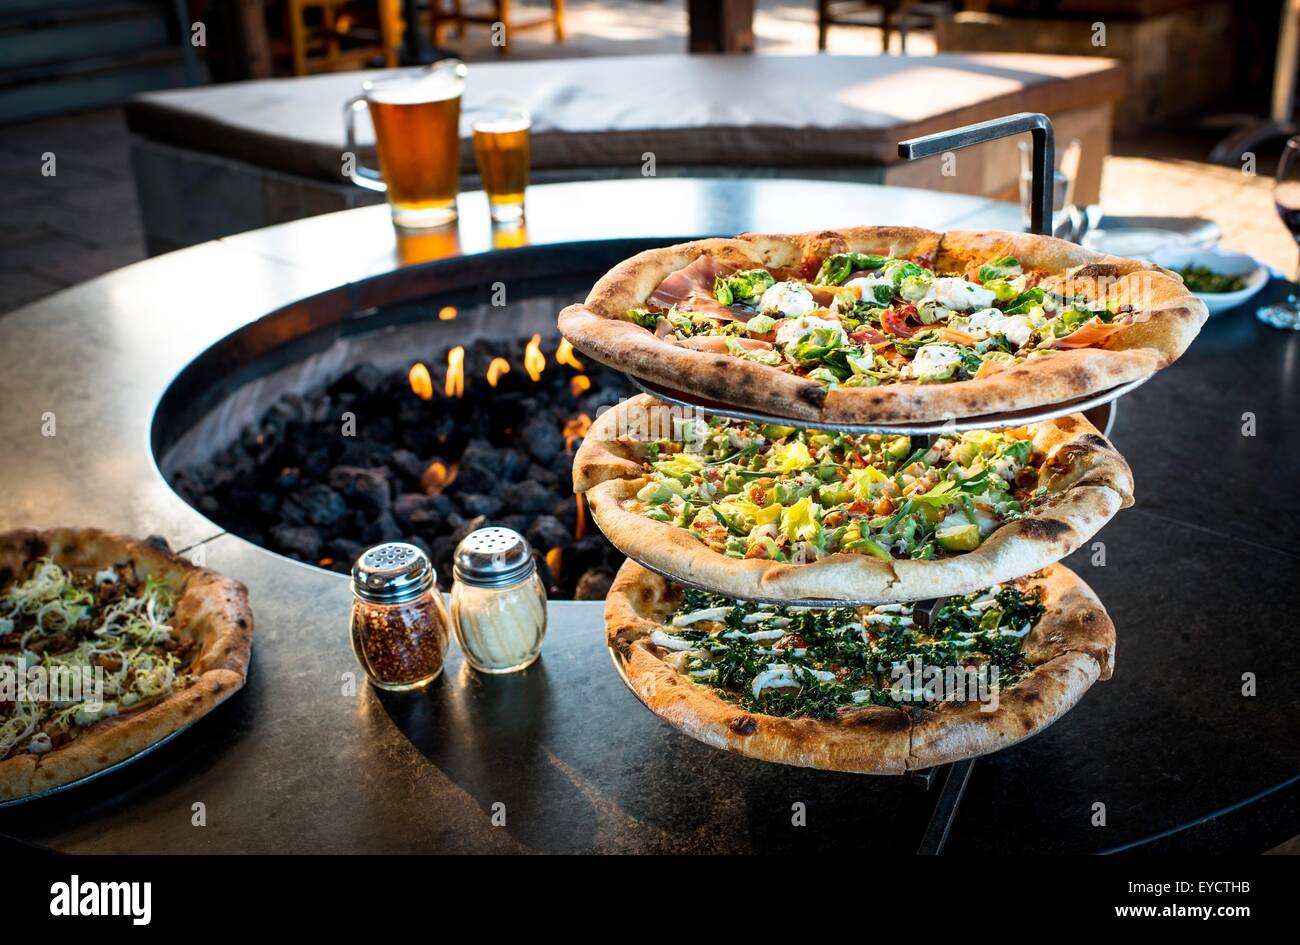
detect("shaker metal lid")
(453, 527), (535, 588)
(351, 542), (435, 603)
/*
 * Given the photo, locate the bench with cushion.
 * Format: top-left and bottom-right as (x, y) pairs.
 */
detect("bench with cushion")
(126, 51), (1124, 253)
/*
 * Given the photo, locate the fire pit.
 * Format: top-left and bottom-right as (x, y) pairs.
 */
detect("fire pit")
(152, 246), (661, 600)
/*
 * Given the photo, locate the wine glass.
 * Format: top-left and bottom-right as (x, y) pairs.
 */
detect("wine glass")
(1259, 136), (1300, 329)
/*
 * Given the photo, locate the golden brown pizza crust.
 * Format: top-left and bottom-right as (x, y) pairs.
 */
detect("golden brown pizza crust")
(557, 226), (1207, 423)
(605, 559), (1114, 774)
(575, 394), (1133, 603)
(0, 527), (253, 801)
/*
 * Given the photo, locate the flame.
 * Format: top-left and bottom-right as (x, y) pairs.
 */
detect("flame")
(556, 338), (585, 370)
(409, 362), (433, 400)
(575, 493), (587, 539)
(563, 413), (592, 452)
(319, 557), (335, 567)
(524, 334), (546, 381)
(569, 374), (592, 397)
(421, 460), (459, 495)
(545, 547), (563, 574)
(486, 357), (511, 387)
(445, 345), (465, 398)
(438, 306), (458, 321)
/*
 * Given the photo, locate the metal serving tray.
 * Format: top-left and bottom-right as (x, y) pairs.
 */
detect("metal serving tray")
(626, 373), (1144, 436)
(0, 724), (192, 809)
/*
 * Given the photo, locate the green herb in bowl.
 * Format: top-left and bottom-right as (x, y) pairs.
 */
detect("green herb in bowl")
(1176, 264), (1247, 294)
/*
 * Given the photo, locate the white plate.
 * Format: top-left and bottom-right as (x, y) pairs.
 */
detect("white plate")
(1082, 227), (1193, 257)
(1148, 246), (1270, 316)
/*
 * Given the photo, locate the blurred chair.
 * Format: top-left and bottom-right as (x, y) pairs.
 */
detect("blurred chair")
(286, 0), (402, 75)
(429, 1), (565, 52)
(818, 1), (950, 54)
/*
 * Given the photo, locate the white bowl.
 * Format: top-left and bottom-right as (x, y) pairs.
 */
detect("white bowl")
(1147, 246), (1270, 316)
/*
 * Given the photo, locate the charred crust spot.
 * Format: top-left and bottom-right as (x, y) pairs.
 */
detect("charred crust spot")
(799, 385), (828, 408)
(729, 715), (758, 736)
(1080, 434), (1110, 449)
(1019, 518), (1074, 542)
(236, 617), (248, 629)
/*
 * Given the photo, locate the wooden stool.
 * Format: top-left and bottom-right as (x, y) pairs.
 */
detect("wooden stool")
(818, 0), (922, 54)
(429, 0), (566, 53)
(287, 0), (402, 75)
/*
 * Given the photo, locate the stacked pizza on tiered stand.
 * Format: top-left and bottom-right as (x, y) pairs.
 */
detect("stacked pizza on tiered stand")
(558, 226), (1206, 774)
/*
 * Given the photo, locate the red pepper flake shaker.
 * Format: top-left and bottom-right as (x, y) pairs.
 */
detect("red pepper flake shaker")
(349, 542), (450, 691)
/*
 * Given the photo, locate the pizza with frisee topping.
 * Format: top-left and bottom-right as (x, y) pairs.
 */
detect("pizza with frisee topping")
(574, 394), (1133, 603)
(558, 227), (1207, 423)
(606, 559), (1115, 773)
(0, 528), (252, 801)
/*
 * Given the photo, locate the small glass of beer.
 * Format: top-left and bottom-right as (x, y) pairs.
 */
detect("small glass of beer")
(344, 59), (467, 229)
(472, 102), (531, 223)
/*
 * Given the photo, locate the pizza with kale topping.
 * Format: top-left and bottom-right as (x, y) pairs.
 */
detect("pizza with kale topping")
(605, 559), (1114, 773)
(574, 394), (1133, 603)
(0, 527), (252, 801)
(558, 227), (1207, 423)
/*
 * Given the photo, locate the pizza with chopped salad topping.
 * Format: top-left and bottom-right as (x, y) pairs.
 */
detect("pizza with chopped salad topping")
(0, 527), (251, 801)
(574, 394), (1133, 603)
(606, 559), (1114, 773)
(559, 227), (1207, 424)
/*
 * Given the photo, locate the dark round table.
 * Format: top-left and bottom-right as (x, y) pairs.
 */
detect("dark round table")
(0, 179), (1296, 853)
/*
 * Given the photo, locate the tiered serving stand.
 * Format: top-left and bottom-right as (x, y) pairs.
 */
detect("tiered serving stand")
(599, 115), (1141, 852)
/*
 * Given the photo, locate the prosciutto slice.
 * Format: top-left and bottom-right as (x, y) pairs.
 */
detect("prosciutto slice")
(1048, 318), (1128, 349)
(648, 256), (750, 321)
(675, 336), (773, 353)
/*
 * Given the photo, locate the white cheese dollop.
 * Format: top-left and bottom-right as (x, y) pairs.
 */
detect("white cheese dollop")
(775, 315), (848, 348)
(750, 664), (836, 698)
(993, 314), (1033, 348)
(671, 606), (732, 627)
(908, 343), (962, 379)
(759, 281), (816, 318)
(94, 568), (119, 585)
(922, 277), (995, 312)
(964, 308), (1033, 347)
(73, 702), (119, 727)
(844, 274), (892, 300)
(650, 629), (696, 651)
(723, 627), (787, 642)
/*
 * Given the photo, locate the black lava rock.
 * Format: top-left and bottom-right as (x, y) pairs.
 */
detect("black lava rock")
(329, 466), (392, 514)
(520, 421), (565, 465)
(526, 514), (571, 552)
(459, 492), (505, 519)
(504, 480), (554, 515)
(271, 524), (322, 561)
(283, 483), (347, 527)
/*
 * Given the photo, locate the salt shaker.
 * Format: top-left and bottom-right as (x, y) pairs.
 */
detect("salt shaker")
(450, 527), (547, 674)
(350, 542), (451, 691)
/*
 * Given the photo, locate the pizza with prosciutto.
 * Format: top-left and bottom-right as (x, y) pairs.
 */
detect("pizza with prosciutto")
(606, 559), (1115, 773)
(558, 227), (1207, 424)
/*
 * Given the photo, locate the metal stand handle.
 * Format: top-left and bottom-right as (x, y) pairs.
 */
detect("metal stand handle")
(898, 112), (1056, 236)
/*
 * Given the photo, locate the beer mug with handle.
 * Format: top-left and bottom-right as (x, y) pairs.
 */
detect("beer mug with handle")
(344, 59), (468, 229)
